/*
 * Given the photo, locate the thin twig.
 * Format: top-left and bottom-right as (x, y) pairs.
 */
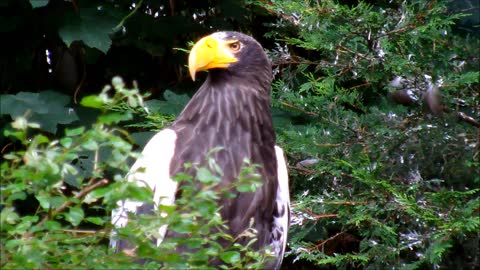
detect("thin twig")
(301, 207), (338, 221)
(289, 165), (316, 174)
(113, 0), (143, 32)
(381, 25), (414, 37)
(36, 179), (109, 228)
(279, 101), (319, 117)
(319, 200), (369, 205)
(62, 229), (107, 235)
(347, 81), (370, 91)
(337, 46), (372, 61)
(307, 231), (345, 252)
(335, 66), (353, 77)
(1, 142), (13, 154)
(457, 112), (480, 128)
(73, 55), (86, 104)
(314, 142), (344, 147)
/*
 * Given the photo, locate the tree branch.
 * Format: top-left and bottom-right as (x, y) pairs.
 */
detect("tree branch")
(307, 231), (345, 252)
(36, 179), (109, 228)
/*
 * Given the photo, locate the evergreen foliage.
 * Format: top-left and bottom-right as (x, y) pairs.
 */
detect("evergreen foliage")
(262, 0), (479, 268)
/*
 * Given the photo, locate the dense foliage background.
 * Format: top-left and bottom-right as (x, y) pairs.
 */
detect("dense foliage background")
(1, 0), (479, 269)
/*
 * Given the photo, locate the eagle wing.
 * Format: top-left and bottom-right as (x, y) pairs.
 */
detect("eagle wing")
(270, 145), (290, 268)
(110, 128), (178, 250)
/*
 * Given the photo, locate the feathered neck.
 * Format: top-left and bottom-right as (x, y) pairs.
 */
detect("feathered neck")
(169, 71), (276, 180)
(175, 71), (271, 127)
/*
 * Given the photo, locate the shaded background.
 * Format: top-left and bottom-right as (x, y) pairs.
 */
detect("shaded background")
(1, 0), (479, 269)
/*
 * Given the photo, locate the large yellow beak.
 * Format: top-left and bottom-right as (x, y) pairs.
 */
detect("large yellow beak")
(188, 35), (238, 81)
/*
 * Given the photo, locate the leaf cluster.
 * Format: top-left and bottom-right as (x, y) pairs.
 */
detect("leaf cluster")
(1, 77), (270, 269)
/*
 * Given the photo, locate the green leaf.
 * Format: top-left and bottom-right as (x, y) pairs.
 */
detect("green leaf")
(82, 139), (98, 151)
(65, 207), (84, 226)
(196, 167), (221, 184)
(59, 8), (119, 53)
(219, 251), (241, 264)
(50, 196), (67, 209)
(0, 91), (78, 133)
(131, 132), (156, 149)
(44, 220), (62, 231)
(80, 95), (104, 108)
(6, 191), (27, 203)
(85, 217), (105, 225)
(15, 216), (38, 235)
(60, 137), (73, 147)
(30, 0), (49, 8)
(35, 190), (52, 209)
(5, 239), (23, 250)
(236, 184), (253, 193)
(236, 179), (262, 193)
(83, 187), (109, 204)
(98, 112), (133, 124)
(126, 184), (153, 202)
(1, 207), (20, 225)
(144, 90), (190, 116)
(65, 126), (85, 137)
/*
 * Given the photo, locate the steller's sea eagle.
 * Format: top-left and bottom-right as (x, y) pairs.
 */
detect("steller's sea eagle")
(111, 31), (290, 269)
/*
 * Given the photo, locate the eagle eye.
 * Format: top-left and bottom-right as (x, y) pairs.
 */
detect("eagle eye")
(229, 41), (241, 52)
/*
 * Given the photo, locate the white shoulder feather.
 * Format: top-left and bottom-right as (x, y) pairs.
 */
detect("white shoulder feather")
(111, 128), (178, 248)
(271, 145), (290, 269)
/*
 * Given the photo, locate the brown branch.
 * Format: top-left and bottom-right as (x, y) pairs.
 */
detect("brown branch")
(335, 66), (353, 77)
(279, 101), (320, 117)
(169, 0), (175, 16)
(347, 81), (370, 91)
(1, 142), (13, 155)
(314, 143), (344, 147)
(273, 59), (346, 69)
(301, 207), (339, 221)
(257, 0), (299, 22)
(337, 46), (372, 61)
(289, 165), (316, 175)
(381, 25), (415, 37)
(457, 112), (480, 128)
(73, 58), (86, 104)
(36, 179), (109, 229)
(307, 231), (345, 252)
(62, 229), (107, 235)
(322, 200), (369, 205)
(289, 166), (361, 179)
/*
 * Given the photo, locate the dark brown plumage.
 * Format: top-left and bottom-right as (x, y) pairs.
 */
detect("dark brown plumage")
(111, 31), (290, 269)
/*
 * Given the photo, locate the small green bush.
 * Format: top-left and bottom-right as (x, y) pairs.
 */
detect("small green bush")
(1, 77), (270, 269)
